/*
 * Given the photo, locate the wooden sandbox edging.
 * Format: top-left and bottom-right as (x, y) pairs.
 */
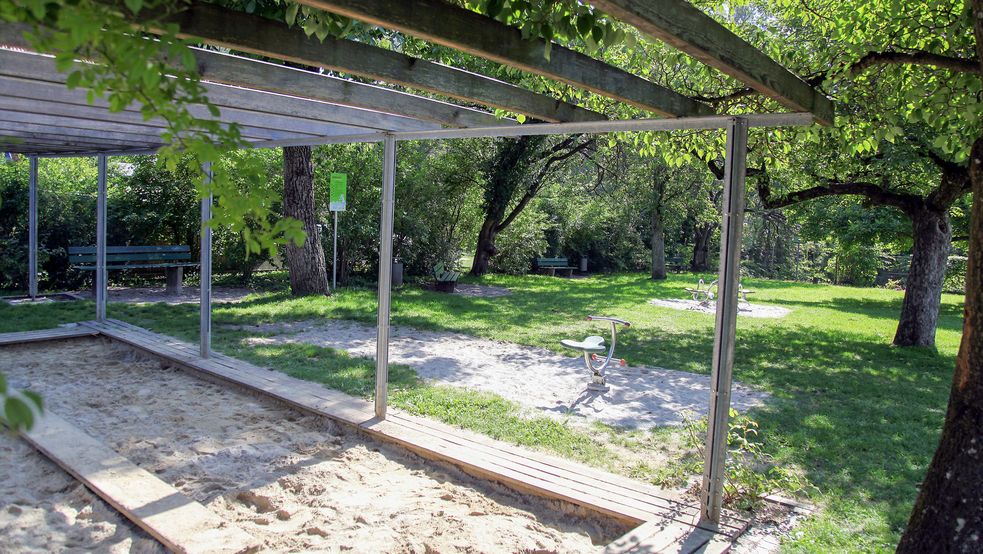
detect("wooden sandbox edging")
(21, 410), (258, 554)
(2, 321), (747, 553)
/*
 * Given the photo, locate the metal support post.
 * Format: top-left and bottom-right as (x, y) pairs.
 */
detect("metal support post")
(200, 162), (214, 358)
(333, 210), (338, 290)
(701, 117), (748, 523)
(95, 155), (108, 321)
(28, 156), (38, 299)
(375, 135), (396, 419)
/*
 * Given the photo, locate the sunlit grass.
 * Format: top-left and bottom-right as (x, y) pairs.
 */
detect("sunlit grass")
(0, 271), (963, 552)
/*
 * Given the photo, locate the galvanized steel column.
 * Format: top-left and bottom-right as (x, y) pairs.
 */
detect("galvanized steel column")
(375, 135), (396, 419)
(200, 162), (214, 358)
(95, 155), (108, 321)
(701, 117), (748, 523)
(28, 156), (38, 299)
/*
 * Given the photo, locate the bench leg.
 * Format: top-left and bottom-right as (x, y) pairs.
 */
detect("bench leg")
(165, 267), (183, 296)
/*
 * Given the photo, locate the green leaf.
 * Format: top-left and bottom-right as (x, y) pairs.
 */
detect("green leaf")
(4, 396), (34, 431)
(124, 0), (142, 15)
(285, 3), (300, 26)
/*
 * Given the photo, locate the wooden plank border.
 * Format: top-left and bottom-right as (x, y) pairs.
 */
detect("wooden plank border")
(21, 410), (258, 554)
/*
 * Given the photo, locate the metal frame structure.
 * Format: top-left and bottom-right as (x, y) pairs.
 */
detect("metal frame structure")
(1, 0), (830, 524)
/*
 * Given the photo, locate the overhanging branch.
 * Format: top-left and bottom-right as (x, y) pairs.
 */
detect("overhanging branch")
(757, 179), (924, 213)
(851, 50), (980, 75)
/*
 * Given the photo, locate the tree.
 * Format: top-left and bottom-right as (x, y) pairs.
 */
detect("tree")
(282, 146), (329, 296)
(470, 135), (594, 276)
(896, 0), (983, 548)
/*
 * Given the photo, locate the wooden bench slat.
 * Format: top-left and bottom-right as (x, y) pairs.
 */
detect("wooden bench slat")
(70, 252), (193, 263)
(74, 262), (200, 271)
(68, 245), (191, 254)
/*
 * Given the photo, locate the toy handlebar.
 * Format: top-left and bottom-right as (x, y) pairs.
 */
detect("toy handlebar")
(586, 315), (631, 327)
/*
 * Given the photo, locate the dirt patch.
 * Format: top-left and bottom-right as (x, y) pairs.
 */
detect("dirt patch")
(0, 431), (164, 553)
(649, 298), (791, 319)
(233, 319), (769, 429)
(450, 284), (512, 298)
(0, 338), (628, 553)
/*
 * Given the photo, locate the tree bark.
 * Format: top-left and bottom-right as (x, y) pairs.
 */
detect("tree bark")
(282, 145), (329, 296)
(471, 216), (499, 276)
(897, 4), (983, 545)
(897, 134), (983, 553)
(651, 169), (667, 280)
(894, 208), (951, 346)
(691, 224), (713, 272)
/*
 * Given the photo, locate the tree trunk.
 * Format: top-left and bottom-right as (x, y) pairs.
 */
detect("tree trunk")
(894, 208), (951, 347)
(651, 170), (667, 280)
(651, 220), (666, 280)
(471, 216), (498, 276)
(897, 134), (983, 553)
(282, 145), (329, 296)
(691, 225), (713, 272)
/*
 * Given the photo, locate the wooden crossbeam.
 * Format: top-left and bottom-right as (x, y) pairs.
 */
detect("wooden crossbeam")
(188, 48), (506, 128)
(587, 0), (834, 125)
(295, 0), (714, 118)
(148, 1), (604, 123)
(0, 27), (497, 129)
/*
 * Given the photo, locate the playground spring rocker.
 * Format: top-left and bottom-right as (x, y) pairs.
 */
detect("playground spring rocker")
(560, 316), (631, 393)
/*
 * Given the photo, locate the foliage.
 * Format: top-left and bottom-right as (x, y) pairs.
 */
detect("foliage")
(684, 409), (815, 511)
(1, 0), (305, 254)
(487, 207), (549, 274)
(0, 372), (42, 432)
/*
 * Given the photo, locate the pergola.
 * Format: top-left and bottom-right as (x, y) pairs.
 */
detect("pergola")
(0, 0), (831, 530)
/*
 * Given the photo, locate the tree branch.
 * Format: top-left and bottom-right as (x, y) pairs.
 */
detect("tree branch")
(850, 50), (981, 75)
(757, 178), (924, 213)
(495, 137), (595, 232)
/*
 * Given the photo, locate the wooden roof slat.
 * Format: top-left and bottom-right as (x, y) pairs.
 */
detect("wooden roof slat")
(188, 48), (508, 128)
(150, 1), (605, 124)
(296, 0), (714, 118)
(587, 0), (834, 125)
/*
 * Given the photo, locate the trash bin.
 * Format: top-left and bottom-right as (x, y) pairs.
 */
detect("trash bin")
(579, 256), (588, 273)
(392, 261), (404, 286)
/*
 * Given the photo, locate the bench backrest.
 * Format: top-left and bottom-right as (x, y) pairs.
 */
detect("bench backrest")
(68, 245), (192, 265)
(536, 257), (569, 267)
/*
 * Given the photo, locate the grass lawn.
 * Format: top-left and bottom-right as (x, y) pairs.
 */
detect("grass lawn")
(0, 272), (964, 552)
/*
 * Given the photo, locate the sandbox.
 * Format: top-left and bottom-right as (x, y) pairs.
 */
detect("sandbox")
(0, 338), (628, 553)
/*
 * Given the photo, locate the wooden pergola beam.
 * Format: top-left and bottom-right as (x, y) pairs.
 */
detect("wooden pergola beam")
(586, 0), (834, 125)
(148, 2), (604, 123)
(187, 48), (506, 128)
(295, 0), (714, 118)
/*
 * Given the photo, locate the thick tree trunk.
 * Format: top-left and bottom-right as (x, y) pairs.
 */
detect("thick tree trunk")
(282, 145), (329, 296)
(691, 225), (713, 272)
(471, 217), (498, 276)
(651, 171), (667, 280)
(897, 135), (983, 553)
(894, 208), (951, 346)
(651, 220), (666, 280)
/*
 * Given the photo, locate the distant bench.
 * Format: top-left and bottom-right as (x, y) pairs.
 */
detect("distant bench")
(69, 245), (198, 295)
(536, 257), (576, 277)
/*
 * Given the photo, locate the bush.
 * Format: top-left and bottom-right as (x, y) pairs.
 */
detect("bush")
(488, 208), (549, 274)
(943, 255), (967, 294)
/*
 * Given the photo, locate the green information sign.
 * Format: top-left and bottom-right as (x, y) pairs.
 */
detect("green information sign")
(329, 173), (347, 212)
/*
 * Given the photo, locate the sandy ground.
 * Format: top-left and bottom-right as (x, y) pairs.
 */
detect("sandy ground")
(234, 320), (769, 429)
(0, 432), (165, 554)
(73, 286), (254, 305)
(649, 298), (792, 319)
(0, 338), (627, 553)
(449, 284), (512, 298)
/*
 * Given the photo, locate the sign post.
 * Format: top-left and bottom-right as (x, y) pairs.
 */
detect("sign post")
(329, 172), (347, 290)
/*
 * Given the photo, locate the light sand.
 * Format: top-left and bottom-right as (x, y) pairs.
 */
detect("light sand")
(0, 338), (627, 553)
(236, 320), (769, 429)
(0, 431), (164, 554)
(649, 298), (791, 318)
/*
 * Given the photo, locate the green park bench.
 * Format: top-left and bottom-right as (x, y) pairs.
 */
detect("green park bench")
(69, 245), (199, 295)
(536, 257), (576, 277)
(667, 256), (688, 273)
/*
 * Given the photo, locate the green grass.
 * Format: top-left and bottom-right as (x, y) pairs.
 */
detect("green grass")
(0, 272), (963, 552)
